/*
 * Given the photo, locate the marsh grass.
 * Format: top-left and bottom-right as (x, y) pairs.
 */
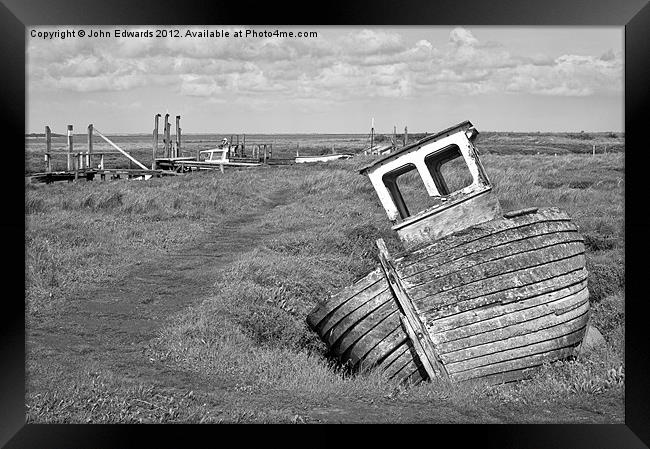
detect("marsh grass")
(26, 151), (625, 422)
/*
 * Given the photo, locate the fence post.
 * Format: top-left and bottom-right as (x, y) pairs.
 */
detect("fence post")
(164, 113), (170, 158)
(67, 124), (73, 171)
(592, 144), (595, 157)
(87, 124), (93, 168)
(45, 125), (51, 172)
(152, 113), (160, 169)
(404, 126), (408, 147)
(175, 115), (181, 157)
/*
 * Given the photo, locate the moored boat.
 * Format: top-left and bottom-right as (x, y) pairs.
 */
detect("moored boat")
(306, 121), (590, 385)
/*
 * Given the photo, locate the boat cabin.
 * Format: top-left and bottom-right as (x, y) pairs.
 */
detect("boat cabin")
(359, 121), (502, 250)
(199, 148), (229, 162)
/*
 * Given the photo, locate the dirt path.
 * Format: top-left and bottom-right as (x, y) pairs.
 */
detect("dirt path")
(27, 190), (293, 411)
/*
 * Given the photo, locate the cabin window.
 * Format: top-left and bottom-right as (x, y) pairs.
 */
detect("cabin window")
(424, 145), (474, 195)
(382, 164), (446, 219)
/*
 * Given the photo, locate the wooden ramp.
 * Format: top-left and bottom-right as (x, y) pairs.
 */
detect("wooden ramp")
(306, 207), (590, 385)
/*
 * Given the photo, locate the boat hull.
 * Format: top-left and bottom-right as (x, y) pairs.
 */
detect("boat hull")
(306, 207), (589, 385)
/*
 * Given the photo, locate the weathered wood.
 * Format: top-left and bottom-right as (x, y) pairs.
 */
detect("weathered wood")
(396, 208), (571, 268)
(320, 288), (391, 345)
(306, 268), (384, 329)
(333, 303), (396, 357)
(45, 126), (52, 172)
(381, 345), (414, 379)
(66, 124), (73, 171)
(421, 255), (586, 318)
(344, 308), (403, 365)
(433, 280), (588, 337)
(152, 113), (160, 170)
(446, 322), (588, 375)
(395, 189), (502, 250)
(379, 342), (410, 373)
(439, 297), (590, 359)
(163, 114), (170, 157)
(94, 128), (149, 171)
(87, 124), (93, 168)
(503, 207), (538, 219)
(404, 126), (408, 146)
(451, 336), (584, 382)
(377, 238), (448, 380)
(398, 220), (578, 280)
(403, 231), (582, 289)
(357, 326), (408, 371)
(175, 115), (181, 156)
(410, 242), (585, 306)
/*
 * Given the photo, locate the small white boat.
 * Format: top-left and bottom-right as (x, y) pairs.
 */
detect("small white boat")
(295, 154), (353, 163)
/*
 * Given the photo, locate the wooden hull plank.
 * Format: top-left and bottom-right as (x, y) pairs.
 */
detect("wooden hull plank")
(447, 325), (588, 377)
(409, 241), (585, 304)
(333, 303), (397, 357)
(345, 310), (404, 366)
(452, 343), (582, 382)
(420, 254), (586, 317)
(403, 231), (582, 289)
(321, 288), (392, 346)
(357, 326), (409, 371)
(431, 274), (588, 333)
(440, 299), (590, 362)
(399, 221), (578, 280)
(306, 268), (384, 329)
(436, 287), (589, 347)
(395, 208), (571, 268)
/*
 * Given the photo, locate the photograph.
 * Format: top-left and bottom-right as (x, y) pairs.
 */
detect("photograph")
(22, 24), (628, 426)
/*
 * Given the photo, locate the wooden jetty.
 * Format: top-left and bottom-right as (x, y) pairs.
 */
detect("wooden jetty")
(306, 121), (590, 385)
(29, 123), (174, 184)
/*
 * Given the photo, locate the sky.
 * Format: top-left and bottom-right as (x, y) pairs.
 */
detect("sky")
(26, 26), (623, 134)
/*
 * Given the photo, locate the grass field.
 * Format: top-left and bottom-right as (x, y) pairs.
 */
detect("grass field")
(25, 134), (624, 423)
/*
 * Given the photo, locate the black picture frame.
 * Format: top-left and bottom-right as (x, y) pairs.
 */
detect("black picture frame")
(3, 0), (648, 447)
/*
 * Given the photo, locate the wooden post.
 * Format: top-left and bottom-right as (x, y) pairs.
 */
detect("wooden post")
(87, 124), (93, 168)
(242, 134), (245, 155)
(67, 124), (73, 171)
(152, 113), (160, 169)
(296, 142), (299, 157)
(404, 126), (408, 147)
(393, 125), (396, 147)
(376, 239), (448, 381)
(175, 115), (181, 157)
(45, 126), (51, 172)
(263, 144), (268, 164)
(371, 119), (374, 152)
(163, 113), (170, 157)
(592, 144), (595, 157)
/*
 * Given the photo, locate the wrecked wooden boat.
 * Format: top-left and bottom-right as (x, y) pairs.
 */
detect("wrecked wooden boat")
(306, 121), (590, 385)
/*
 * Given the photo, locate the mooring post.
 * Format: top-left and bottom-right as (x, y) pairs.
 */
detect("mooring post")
(45, 125), (51, 172)
(163, 113), (170, 158)
(67, 124), (73, 171)
(175, 115), (181, 157)
(87, 124), (93, 168)
(152, 113), (160, 170)
(404, 126), (408, 147)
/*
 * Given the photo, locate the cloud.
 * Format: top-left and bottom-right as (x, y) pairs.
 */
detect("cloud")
(28, 26), (622, 103)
